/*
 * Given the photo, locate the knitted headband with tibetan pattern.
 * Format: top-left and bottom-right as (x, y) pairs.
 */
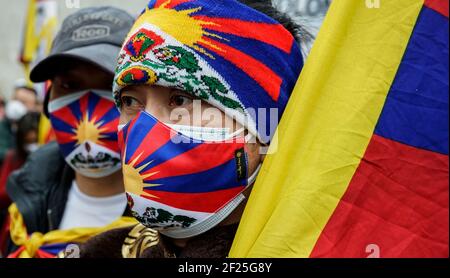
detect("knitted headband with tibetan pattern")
(113, 0), (304, 142)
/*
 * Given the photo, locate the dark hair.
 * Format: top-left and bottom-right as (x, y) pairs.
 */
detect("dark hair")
(16, 112), (40, 160)
(238, 0), (313, 44)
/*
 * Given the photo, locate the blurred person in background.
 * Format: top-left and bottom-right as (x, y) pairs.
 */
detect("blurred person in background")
(0, 81), (37, 165)
(0, 112), (40, 247)
(2, 6), (136, 258)
(0, 112), (40, 209)
(10, 79), (39, 113)
(0, 95), (5, 121)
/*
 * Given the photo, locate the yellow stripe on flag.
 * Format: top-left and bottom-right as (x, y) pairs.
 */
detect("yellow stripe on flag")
(229, 0), (424, 258)
(22, 0), (37, 64)
(21, 0), (57, 84)
(22, 0), (57, 62)
(8, 203), (138, 258)
(38, 115), (53, 145)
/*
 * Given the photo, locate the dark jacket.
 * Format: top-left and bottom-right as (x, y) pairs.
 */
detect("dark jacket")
(6, 142), (73, 234)
(0, 120), (14, 164)
(80, 224), (238, 258)
(4, 142), (73, 254)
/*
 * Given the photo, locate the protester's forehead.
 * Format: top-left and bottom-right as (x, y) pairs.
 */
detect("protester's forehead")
(14, 87), (37, 97)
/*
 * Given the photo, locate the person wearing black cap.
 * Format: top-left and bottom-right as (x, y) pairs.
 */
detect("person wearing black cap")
(1, 6), (137, 258)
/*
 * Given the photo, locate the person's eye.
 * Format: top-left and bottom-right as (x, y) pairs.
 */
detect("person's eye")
(121, 95), (144, 111)
(169, 94), (193, 107)
(60, 81), (80, 91)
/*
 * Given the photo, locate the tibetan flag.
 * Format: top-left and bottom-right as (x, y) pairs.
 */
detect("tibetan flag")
(230, 0), (448, 258)
(38, 115), (55, 145)
(7, 204), (137, 258)
(21, 0), (58, 145)
(19, 0), (57, 100)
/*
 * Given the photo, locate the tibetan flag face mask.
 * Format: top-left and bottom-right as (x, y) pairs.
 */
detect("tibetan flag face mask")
(118, 111), (261, 239)
(48, 90), (121, 178)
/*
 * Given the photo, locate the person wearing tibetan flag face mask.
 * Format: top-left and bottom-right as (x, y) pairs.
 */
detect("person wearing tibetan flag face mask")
(79, 0), (308, 258)
(0, 7), (137, 258)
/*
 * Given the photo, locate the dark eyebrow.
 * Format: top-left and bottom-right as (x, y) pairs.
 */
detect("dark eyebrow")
(169, 88), (200, 99)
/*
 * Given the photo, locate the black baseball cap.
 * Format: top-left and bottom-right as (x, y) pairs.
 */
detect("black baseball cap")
(31, 6), (134, 82)
(30, 6), (135, 116)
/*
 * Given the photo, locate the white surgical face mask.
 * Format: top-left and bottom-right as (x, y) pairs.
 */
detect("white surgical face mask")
(165, 123), (253, 142)
(25, 143), (39, 154)
(5, 100), (27, 122)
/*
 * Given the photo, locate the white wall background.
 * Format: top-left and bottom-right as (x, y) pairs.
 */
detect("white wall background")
(0, 0), (148, 99)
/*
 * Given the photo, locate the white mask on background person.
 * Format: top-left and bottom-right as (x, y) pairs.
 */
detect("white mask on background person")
(5, 100), (27, 122)
(25, 143), (39, 154)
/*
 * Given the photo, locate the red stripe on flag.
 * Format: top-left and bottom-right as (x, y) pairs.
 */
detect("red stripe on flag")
(79, 94), (88, 118)
(91, 98), (116, 124)
(51, 106), (78, 128)
(154, 0), (168, 8)
(44, 128), (55, 144)
(7, 246), (56, 258)
(8, 246), (26, 258)
(311, 135), (449, 258)
(198, 38), (283, 101)
(195, 16), (294, 53)
(165, 0), (192, 9)
(128, 122), (173, 167)
(143, 186), (245, 213)
(125, 114), (139, 144)
(118, 133), (125, 156)
(100, 139), (120, 153)
(144, 141), (240, 180)
(98, 117), (119, 134)
(425, 0), (449, 17)
(53, 130), (76, 145)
